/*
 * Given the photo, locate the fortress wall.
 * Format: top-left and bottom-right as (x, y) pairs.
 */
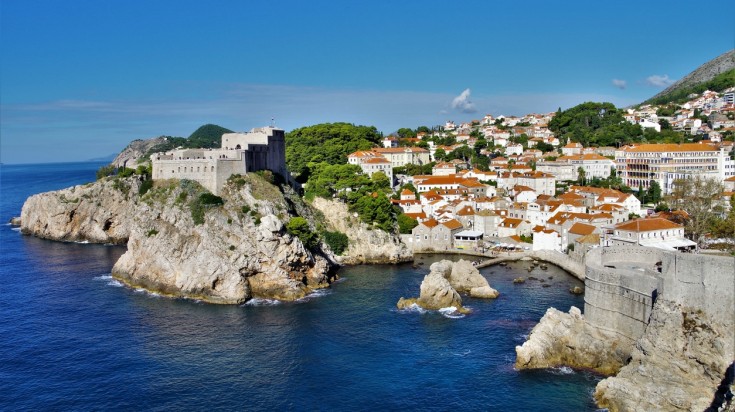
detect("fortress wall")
(661, 253), (735, 356)
(584, 254), (659, 341)
(584, 246), (735, 356)
(152, 159), (219, 194)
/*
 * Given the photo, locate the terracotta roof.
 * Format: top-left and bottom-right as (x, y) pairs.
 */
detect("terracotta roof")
(404, 212), (426, 220)
(421, 218), (440, 228)
(401, 189), (415, 195)
(456, 206), (475, 216)
(726, 176), (735, 182)
(568, 222), (597, 236)
(500, 218), (524, 228)
(442, 219), (464, 230)
(364, 157), (390, 164)
(624, 143), (716, 152)
(615, 218), (683, 232)
(575, 233), (600, 244)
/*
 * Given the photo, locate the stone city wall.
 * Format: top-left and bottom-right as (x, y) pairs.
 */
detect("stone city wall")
(584, 246), (735, 354)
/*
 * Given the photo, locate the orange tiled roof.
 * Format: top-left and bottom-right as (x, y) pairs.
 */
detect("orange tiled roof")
(624, 143), (716, 152)
(615, 218), (683, 232)
(568, 222), (597, 236)
(442, 219), (463, 230)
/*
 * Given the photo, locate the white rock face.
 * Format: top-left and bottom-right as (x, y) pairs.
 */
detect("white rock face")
(594, 300), (734, 412)
(515, 306), (632, 375)
(310, 197), (412, 264)
(19, 175), (333, 304)
(417, 271), (463, 310)
(21, 177), (140, 244)
(398, 259), (499, 312)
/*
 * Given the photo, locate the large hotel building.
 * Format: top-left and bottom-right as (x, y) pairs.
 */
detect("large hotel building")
(615, 143), (735, 194)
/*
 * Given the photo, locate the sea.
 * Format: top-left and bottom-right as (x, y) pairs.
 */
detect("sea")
(0, 162), (603, 411)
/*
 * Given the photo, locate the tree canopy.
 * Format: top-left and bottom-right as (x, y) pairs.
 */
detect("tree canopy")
(548, 102), (644, 147)
(187, 124), (235, 148)
(285, 123), (383, 181)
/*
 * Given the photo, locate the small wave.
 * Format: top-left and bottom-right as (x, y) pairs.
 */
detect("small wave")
(74, 240), (90, 244)
(93, 274), (124, 287)
(453, 349), (472, 357)
(438, 306), (465, 319)
(11, 227), (21, 232)
(134, 288), (161, 298)
(550, 366), (574, 375)
(294, 288), (332, 303)
(397, 303), (427, 314)
(244, 298), (282, 306)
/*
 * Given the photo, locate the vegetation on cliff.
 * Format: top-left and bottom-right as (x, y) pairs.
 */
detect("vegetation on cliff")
(644, 68), (735, 106)
(285, 122), (383, 182)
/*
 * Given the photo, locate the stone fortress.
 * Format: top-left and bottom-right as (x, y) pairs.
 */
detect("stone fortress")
(151, 126), (288, 195)
(585, 245), (734, 355)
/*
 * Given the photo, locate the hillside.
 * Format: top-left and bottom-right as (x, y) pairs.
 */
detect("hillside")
(110, 124), (234, 167)
(644, 49), (735, 105)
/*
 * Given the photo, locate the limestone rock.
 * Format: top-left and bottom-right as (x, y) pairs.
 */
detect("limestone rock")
(515, 306), (632, 376)
(9, 217), (21, 226)
(396, 297), (418, 309)
(19, 174), (333, 304)
(310, 197), (412, 264)
(112, 180), (331, 304)
(111, 136), (168, 168)
(416, 271), (463, 310)
(20, 177), (140, 244)
(447, 259), (498, 298)
(594, 300), (734, 412)
(469, 286), (499, 299)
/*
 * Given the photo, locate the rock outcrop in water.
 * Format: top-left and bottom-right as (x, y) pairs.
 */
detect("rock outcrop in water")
(514, 306), (632, 376)
(595, 300), (734, 412)
(310, 197), (412, 264)
(21, 177), (140, 244)
(397, 259), (499, 311)
(19, 174), (334, 304)
(516, 246), (735, 411)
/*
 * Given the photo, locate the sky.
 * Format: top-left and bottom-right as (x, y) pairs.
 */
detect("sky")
(1, 0), (734, 164)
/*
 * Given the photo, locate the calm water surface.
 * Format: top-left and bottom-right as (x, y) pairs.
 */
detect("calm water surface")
(0, 162), (601, 411)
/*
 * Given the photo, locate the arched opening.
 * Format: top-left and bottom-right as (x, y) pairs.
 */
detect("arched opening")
(235, 144), (241, 150)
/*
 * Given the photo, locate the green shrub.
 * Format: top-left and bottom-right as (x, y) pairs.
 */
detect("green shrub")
(286, 217), (318, 250)
(146, 228), (159, 237)
(198, 192), (224, 206)
(241, 205), (251, 214)
(139, 179), (153, 196)
(96, 164), (116, 180)
(323, 231), (348, 255)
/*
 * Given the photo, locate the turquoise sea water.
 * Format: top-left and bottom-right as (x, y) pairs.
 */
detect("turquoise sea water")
(0, 162), (602, 411)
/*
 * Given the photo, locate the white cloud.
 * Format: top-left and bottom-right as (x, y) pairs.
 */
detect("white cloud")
(646, 74), (675, 88)
(450, 88), (477, 113)
(612, 79), (627, 90)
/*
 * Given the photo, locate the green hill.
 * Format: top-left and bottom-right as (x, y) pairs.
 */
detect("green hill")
(187, 124), (234, 148)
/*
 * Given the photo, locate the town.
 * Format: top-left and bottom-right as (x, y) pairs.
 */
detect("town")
(146, 88), (735, 260)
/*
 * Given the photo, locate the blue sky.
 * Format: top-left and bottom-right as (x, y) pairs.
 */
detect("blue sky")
(1, 0), (733, 164)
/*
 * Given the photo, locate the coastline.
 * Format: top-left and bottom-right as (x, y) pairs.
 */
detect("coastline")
(414, 249), (585, 280)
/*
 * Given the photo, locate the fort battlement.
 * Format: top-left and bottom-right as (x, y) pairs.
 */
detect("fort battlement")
(151, 127), (287, 195)
(585, 246), (735, 353)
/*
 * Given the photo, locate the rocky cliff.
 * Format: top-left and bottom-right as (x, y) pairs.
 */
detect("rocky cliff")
(516, 302), (734, 411)
(19, 174), (334, 304)
(111, 136), (168, 167)
(310, 197), (412, 264)
(595, 300), (734, 412)
(20, 177), (141, 244)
